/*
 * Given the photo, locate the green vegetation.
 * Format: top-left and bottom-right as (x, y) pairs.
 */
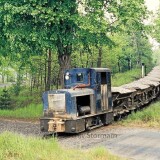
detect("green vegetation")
(0, 0), (153, 90)
(0, 0), (157, 121)
(0, 87), (42, 119)
(0, 2), (158, 159)
(10, 88), (42, 109)
(120, 102), (160, 128)
(0, 104), (42, 119)
(112, 68), (141, 87)
(0, 88), (11, 109)
(112, 64), (154, 87)
(0, 132), (122, 160)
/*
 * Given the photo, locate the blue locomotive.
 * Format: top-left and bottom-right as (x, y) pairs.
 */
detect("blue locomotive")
(40, 68), (114, 133)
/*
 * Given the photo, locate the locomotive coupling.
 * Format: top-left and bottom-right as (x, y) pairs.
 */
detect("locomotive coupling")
(48, 118), (65, 132)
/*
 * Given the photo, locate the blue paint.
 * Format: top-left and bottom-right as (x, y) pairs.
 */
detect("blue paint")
(42, 68), (113, 117)
(64, 68), (90, 88)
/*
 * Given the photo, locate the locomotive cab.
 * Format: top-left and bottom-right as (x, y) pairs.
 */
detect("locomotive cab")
(40, 68), (113, 133)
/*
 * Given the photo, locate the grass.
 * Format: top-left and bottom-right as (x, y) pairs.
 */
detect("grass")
(112, 68), (141, 87)
(0, 132), (122, 160)
(0, 87), (43, 119)
(10, 88), (42, 108)
(120, 102), (160, 128)
(0, 104), (43, 119)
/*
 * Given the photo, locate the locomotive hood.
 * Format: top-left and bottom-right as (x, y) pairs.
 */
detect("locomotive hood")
(42, 88), (94, 111)
(43, 88), (94, 98)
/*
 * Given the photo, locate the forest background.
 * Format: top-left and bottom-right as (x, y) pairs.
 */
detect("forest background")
(0, 0), (160, 110)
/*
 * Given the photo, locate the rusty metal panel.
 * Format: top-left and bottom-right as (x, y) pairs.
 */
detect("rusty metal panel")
(48, 118), (65, 132)
(101, 84), (108, 111)
(65, 119), (85, 133)
(91, 68), (110, 72)
(40, 118), (50, 132)
(48, 94), (66, 112)
(58, 88), (94, 97)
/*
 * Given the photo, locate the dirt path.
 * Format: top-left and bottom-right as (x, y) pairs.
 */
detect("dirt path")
(58, 126), (160, 160)
(0, 118), (160, 160)
(0, 118), (41, 136)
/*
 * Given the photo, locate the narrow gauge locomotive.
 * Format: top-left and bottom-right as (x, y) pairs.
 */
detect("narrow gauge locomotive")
(40, 66), (160, 134)
(40, 68), (113, 133)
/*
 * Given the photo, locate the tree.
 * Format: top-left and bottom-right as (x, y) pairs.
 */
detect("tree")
(0, 0), (111, 88)
(0, 88), (11, 109)
(0, 0), (148, 89)
(152, 9), (160, 46)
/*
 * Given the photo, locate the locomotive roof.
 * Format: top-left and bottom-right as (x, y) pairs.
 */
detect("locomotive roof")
(68, 68), (110, 72)
(91, 68), (111, 72)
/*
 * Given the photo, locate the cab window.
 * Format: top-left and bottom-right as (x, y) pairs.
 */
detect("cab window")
(76, 73), (83, 82)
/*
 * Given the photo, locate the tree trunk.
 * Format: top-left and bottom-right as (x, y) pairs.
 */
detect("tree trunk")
(132, 32), (141, 67)
(97, 47), (102, 68)
(30, 75), (33, 94)
(58, 54), (71, 88)
(40, 69), (43, 91)
(45, 49), (52, 91)
(2, 74), (4, 83)
(127, 58), (131, 70)
(118, 59), (121, 72)
(44, 60), (47, 90)
(56, 1), (75, 88)
(80, 51), (84, 68)
(86, 53), (89, 68)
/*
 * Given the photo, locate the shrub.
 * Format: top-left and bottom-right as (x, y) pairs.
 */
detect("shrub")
(0, 89), (11, 109)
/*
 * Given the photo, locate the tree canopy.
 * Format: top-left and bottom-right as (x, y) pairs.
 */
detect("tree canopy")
(0, 0), (153, 90)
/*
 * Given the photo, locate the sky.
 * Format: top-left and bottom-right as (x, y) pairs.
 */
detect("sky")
(144, 0), (159, 24)
(145, 0), (160, 49)
(145, 0), (159, 13)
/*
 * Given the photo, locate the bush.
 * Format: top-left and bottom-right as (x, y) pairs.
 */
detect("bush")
(121, 102), (160, 127)
(0, 89), (11, 109)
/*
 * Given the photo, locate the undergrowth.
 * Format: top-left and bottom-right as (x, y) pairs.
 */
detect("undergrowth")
(120, 102), (160, 128)
(0, 132), (122, 160)
(0, 104), (43, 119)
(112, 68), (141, 87)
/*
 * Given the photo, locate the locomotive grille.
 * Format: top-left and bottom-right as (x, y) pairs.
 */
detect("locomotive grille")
(48, 94), (66, 112)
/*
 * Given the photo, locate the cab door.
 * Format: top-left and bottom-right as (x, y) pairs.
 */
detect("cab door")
(100, 72), (108, 111)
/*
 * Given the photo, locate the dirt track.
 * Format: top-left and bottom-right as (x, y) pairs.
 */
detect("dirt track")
(0, 118), (41, 136)
(0, 118), (160, 160)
